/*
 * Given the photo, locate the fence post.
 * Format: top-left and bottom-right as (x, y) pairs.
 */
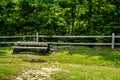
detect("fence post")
(36, 32), (39, 42)
(112, 33), (115, 49)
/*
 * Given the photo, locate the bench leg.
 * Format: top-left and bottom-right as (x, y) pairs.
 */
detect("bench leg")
(47, 44), (52, 52)
(13, 49), (20, 53)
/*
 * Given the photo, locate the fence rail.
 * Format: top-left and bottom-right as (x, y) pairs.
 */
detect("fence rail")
(0, 35), (35, 38)
(0, 33), (119, 49)
(38, 35), (112, 38)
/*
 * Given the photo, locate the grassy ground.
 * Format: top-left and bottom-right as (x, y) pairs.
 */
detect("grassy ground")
(0, 46), (120, 80)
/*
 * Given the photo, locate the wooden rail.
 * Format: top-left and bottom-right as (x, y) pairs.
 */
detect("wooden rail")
(38, 35), (112, 38)
(0, 35), (35, 38)
(0, 33), (119, 49)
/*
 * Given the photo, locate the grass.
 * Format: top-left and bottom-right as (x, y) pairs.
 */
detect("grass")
(0, 46), (120, 80)
(51, 64), (120, 80)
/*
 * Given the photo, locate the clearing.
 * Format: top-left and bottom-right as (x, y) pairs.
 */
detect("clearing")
(0, 46), (120, 80)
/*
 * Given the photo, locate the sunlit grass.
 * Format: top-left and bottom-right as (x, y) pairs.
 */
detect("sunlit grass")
(51, 63), (120, 80)
(0, 46), (120, 80)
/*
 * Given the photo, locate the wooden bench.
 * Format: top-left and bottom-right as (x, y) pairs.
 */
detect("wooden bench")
(13, 42), (51, 53)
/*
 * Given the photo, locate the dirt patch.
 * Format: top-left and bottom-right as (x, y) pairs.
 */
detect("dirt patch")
(23, 55), (47, 63)
(16, 68), (60, 80)
(23, 59), (47, 63)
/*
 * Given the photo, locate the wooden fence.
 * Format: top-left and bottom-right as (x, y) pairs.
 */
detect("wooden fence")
(0, 33), (120, 49)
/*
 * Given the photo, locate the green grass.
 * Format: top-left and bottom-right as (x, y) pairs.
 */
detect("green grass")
(0, 46), (120, 80)
(51, 64), (120, 80)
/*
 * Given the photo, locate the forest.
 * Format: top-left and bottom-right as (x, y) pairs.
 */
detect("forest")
(0, 0), (120, 36)
(0, 1), (120, 80)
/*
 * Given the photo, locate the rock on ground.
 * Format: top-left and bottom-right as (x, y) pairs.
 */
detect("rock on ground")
(16, 68), (60, 80)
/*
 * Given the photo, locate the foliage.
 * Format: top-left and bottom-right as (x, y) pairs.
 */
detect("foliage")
(0, 0), (120, 39)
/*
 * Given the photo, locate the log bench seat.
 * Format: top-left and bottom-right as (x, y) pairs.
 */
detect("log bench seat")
(13, 42), (51, 53)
